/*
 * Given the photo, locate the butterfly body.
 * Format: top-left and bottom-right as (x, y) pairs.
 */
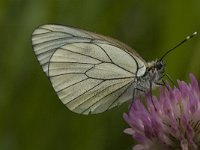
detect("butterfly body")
(132, 60), (165, 98)
(32, 24), (165, 114)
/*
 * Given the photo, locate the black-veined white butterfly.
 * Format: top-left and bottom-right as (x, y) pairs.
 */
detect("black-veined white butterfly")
(31, 24), (197, 115)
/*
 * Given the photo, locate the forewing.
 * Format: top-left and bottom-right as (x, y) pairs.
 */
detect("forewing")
(32, 24), (146, 114)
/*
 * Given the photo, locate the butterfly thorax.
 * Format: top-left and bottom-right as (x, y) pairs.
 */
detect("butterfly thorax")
(133, 59), (165, 97)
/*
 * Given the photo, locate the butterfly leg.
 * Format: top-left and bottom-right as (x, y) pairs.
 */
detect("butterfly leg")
(155, 80), (170, 91)
(128, 87), (145, 111)
(159, 73), (175, 86)
(149, 81), (156, 110)
(128, 88), (136, 111)
(165, 73), (175, 85)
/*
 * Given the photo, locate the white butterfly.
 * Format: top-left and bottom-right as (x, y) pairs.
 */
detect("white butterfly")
(31, 24), (196, 115)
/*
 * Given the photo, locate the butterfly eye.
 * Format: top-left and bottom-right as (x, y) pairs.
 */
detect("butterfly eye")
(156, 61), (163, 70)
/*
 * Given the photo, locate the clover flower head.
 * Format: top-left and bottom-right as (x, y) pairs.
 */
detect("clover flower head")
(124, 74), (200, 150)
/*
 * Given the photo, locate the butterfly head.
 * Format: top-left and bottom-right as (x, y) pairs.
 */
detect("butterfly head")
(146, 59), (165, 75)
(142, 59), (166, 86)
(155, 59), (165, 74)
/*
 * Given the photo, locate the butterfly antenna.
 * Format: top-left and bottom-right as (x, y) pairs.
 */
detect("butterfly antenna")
(165, 73), (175, 85)
(159, 31), (197, 61)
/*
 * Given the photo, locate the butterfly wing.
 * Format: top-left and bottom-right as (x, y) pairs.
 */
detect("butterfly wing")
(32, 24), (147, 114)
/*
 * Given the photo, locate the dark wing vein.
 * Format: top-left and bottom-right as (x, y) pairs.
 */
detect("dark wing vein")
(59, 48), (104, 62)
(81, 81), (132, 114)
(40, 27), (53, 32)
(106, 82), (133, 110)
(50, 73), (83, 78)
(64, 80), (104, 105)
(49, 61), (102, 65)
(56, 77), (88, 93)
(93, 43), (113, 62)
(32, 31), (73, 38)
(73, 79), (130, 110)
(41, 26), (92, 37)
(95, 43), (137, 74)
(33, 36), (74, 47)
(87, 76), (134, 80)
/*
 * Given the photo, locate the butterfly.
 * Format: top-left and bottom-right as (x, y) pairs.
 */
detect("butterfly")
(31, 24), (197, 115)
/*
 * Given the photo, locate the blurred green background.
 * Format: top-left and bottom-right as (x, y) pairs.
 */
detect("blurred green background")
(0, 0), (200, 150)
